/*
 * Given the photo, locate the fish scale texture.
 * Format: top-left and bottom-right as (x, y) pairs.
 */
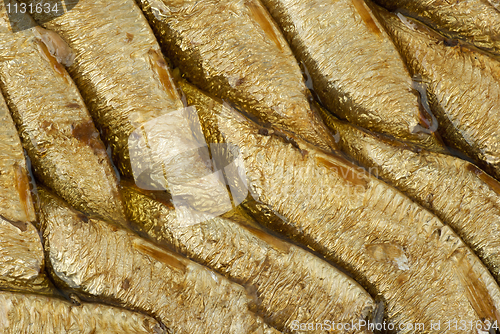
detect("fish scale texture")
(377, 8), (500, 181)
(259, 0), (443, 152)
(197, 98), (500, 333)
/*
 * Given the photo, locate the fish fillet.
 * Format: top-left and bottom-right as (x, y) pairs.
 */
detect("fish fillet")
(37, 186), (280, 334)
(375, 6), (500, 181)
(135, 0), (338, 153)
(0, 1), (126, 224)
(259, 0), (444, 152)
(193, 83), (500, 333)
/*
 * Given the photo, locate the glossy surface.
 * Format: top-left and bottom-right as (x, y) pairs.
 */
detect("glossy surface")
(22, 0), (186, 180)
(136, 0), (338, 153)
(123, 182), (375, 333)
(0, 291), (165, 334)
(260, 0), (444, 152)
(376, 7), (500, 181)
(37, 186), (280, 334)
(0, 1), (125, 224)
(0, 91), (52, 294)
(373, 0), (500, 56)
(321, 112), (500, 285)
(194, 90), (500, 332)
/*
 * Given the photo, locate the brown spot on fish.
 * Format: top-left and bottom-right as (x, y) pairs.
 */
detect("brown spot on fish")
(466, 164), (500, 196)
(366, 243), (410, 271)
(65, 103), (80, 109)
(245, 0), (284, 51)
(9, 220), (28, 232)
(35, 39), (67, 80)
(238, 223), (290, 253)
(351, 0), (382, 36)
(72, 120), (105, 154)
(14, 163), (33, 222)
(315, 156), (368, 188)
(122, 278), (130, 290)
(133, 242), (186, 273)
(452, 250), (500, 323)
(125, 33), (134, 43)
(148, 49), (178, 101)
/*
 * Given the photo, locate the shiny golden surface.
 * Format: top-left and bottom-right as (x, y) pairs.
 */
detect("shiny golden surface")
(37, 186), (280, 334)
(322, 113), (500, 285)
(0, 3), (125, 225)
(376, 8), (500, 181)
(136, 0), (338, 153)
(0, 291), (165, 334)
(122, 182), (375, 334)
(372, 0), (500, 56)
(0, 92), (52, 294)
(22, 0), (186, 179)
(194, 88), (500, 332)
(259, 0), (443, 152)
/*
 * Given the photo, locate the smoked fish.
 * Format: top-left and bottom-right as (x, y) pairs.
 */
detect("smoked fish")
(0, 92), (52, 294)
(36, 186), (281, 334)
(0, 1), (125, 224)
(375, 7), (500, 181)
(22, 0), (187, 180)
(259, 0), (444, 152)
(122, 181), (375, 334)
(0, 291), (165, 334)
(372, 0), (500, 56)
(321, 111), (500, 285)
(135, 0), (338, 153)
(192, 83), (500, 332)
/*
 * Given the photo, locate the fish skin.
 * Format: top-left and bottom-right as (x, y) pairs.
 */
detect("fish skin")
(372, 0), (500, 56)
(321, 111), (500, 286)
(258, 0), (444, 153)
(193, 86), (500, 332)
(0, 291), (166, 334)
(135, 0), (338, 153)
(20, 0), (186, 180)
(36, 186), (281, 334)
(374, 7), (500, 181)
(122, 182), (375, 334)
(0, 1), (126, 225)
(0, 91), (53, 295)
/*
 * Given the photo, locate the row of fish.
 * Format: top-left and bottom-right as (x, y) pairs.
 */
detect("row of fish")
(0, 0), (499, 332)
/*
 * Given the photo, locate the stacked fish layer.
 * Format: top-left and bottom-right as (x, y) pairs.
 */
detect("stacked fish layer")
(0, 0), (498, 333)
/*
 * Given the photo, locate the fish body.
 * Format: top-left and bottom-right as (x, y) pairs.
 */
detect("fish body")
(194, 86), (500, 332)
(321, 112), (500, 285)
(0, 1), (125, 224)
(259, 0), (443, 152)
(375, 7), (500, 181)
(0, 91), (52, 294)
(37, 186), (280, 334)
(135, 0), (338, 152)
(0, 291), (165, 334)
(21, 0), (186, 180)
(122, 182), (375, 334)
(372, 0), (500, 56)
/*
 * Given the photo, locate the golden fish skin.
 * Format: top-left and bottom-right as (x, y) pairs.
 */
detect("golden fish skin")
(322, 111), (500, 285)
(194, 87), (500, 332)
(0, 91), (53, 295)
(122, 182), (375, 334)
(0, 2), (126, 225)
(22, 0), (186, 180)
(372, 0), (500, 56)
(259, 0), (444, 152)
(0, 291), (165, 334)
(135, 0), (338, 153)
(375, 8), (500, 181)
(36, 186), (281, 334)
